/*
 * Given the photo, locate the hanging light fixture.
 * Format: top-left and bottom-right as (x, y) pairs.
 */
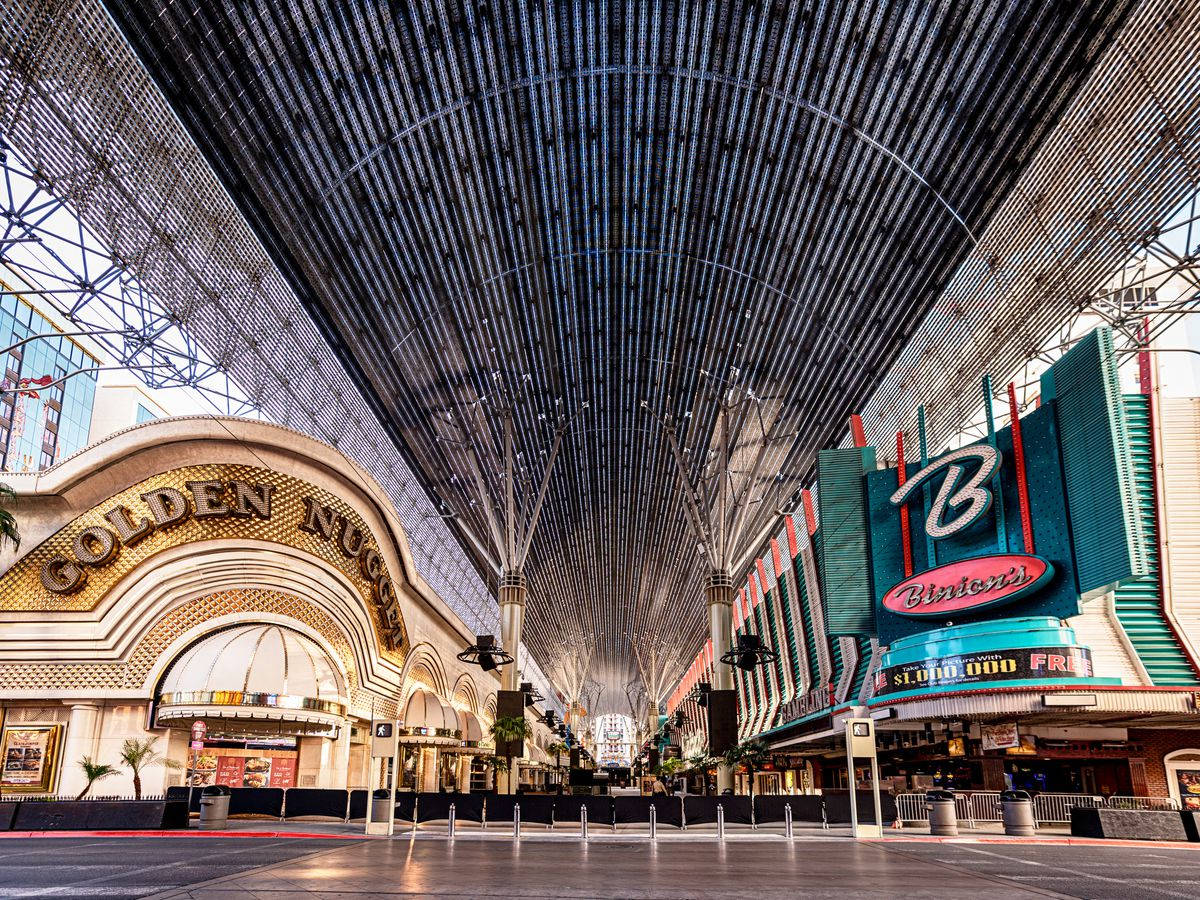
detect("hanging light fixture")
(720, 634), (779, 672)
(456, 635), (513, 672)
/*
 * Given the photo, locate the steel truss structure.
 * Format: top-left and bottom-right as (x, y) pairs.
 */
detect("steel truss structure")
(3, 1), (1200, 708)
(1, 142), (257, 415)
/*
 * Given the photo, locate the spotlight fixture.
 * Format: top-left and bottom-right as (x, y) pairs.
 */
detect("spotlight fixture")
(720, 634), (779, 672)
(520, 681), (545, 707)
(696, 681), (712, 708)
(456, 635), (513, 672)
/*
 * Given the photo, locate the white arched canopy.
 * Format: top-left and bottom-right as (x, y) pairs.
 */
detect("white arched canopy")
(399, 689), (460, 746)
(156, 623), (348, 735)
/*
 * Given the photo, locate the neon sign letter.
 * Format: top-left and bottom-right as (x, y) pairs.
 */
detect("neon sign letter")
(889, 444), (1001, 540)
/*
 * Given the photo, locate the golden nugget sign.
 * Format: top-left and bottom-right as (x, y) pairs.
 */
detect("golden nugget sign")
(38, 478), (404, 649)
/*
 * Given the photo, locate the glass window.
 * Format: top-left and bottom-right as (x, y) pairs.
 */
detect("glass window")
(0, 294), (97, 472)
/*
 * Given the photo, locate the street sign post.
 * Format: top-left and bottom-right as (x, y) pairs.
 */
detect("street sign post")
(844, 718), (883, 839)
(366, 719), (400, 836)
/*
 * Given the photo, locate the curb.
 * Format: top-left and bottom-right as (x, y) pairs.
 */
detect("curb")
(0, 829), (370, 839)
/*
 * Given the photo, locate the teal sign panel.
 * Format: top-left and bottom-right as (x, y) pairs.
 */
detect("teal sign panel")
(867, 404), (1082, 644)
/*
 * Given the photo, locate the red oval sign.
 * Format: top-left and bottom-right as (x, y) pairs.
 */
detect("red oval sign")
(882, 554), (1053, 617)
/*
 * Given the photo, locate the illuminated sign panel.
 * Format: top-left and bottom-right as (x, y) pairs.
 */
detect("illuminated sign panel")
(880, 554), (1053, 617)
(873, 645), (1094, 695)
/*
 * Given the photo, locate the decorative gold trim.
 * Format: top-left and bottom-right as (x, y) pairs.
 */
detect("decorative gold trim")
(157, 691), (347, 717)
(0, 464), (408, 656)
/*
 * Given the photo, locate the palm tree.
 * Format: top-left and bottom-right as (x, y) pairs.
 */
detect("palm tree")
(75, 756), (118, 800)
(480, 754), (510, 791)
(119, 737), (180, 800)
(546, 740), (570, 789)
(0, 484), (19, 552)
(686, 754), (716, 794)
(490, 715), (532, 794)
(722, 741), (770, 798)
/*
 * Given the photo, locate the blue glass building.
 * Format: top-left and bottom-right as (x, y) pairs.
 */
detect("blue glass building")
(0, 292), (97, 473)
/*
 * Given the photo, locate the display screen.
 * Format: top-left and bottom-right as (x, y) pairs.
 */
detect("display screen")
(0, 726), (58, 791)
(874, 645), (1093, 695)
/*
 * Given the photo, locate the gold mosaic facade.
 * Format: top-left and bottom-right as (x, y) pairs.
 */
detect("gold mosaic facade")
(0, 587), (399, 717)
(0, 464), (408, 656)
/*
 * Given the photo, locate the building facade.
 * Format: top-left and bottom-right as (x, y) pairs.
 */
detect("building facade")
(670, 328), (1200, 806)
(0, 290), (98, 474)
(0, 416), (509, 798)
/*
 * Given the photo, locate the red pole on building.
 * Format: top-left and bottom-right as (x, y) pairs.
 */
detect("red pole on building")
(896, 430), (913, 577)
(1007, 382), (1035, 554)
(801, 489), (817, 536)
(850, 414), (867, 448)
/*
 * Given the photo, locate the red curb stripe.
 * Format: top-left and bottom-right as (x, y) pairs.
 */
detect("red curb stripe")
(0, 830), (369, 839)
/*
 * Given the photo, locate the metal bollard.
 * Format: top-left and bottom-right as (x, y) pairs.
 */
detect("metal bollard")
(785, 803), (793, 840)
(717, 803), (725, 841)
(581, 805), (588, 840)
(649, 804), (657, 840)
(448, 802), (456, 839)
(514, 802), (521, 841)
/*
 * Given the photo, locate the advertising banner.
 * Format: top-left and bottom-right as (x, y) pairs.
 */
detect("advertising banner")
(1175, 768), (1200, 811)
(0, 725), (60, 791)
(981, 723), (1019, 751)
(873, 645), (1093, 696)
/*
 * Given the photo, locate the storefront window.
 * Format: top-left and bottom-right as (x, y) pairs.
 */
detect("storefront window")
(440, 753), (458, 792)
(398, 746), (418, 790)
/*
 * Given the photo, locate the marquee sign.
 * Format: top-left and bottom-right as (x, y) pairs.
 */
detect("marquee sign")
(0, 464), (408, 653)
(881, 554), (1053, 617)
(873, 644), (1094, 696)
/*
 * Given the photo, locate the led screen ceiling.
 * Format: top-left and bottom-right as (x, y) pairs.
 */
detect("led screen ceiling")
(6, 1), (1198, 703)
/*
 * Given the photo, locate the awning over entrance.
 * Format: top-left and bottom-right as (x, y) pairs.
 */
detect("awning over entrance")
(399, 689), (461, 746)
(156, 624), (348, 736)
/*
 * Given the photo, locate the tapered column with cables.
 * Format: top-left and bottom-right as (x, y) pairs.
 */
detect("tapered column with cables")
(643, 384), (798, 793)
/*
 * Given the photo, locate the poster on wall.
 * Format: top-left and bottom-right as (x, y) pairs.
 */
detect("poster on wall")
(268, 756), (296, 788)
(241, 757), (273, 788)
(0, 725), (61, 792)
(1176, 769), (1200, 810)
(981, 723), (1019, 751)
(188, 748), (217, 787)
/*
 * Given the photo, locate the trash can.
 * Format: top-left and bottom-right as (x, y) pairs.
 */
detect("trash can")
(926, 789), (958, 836)
(371, 788), (392, 824)
(198, 785), (231, 831)
(1000, 789), (1035, 837)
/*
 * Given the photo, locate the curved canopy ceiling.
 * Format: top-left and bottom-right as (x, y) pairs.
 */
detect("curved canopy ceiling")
(54, 0), (1178, 703)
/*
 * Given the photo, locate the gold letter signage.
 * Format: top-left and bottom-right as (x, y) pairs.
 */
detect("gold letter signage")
(39, 480), (275, 594)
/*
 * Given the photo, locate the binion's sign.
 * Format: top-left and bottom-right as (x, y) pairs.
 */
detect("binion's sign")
(881, 553), (1054, 617)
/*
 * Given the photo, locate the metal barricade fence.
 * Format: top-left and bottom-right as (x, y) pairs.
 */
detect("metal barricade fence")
(1106, 795), (1181, 811)
(1033, 793), (1104, 823)
(968, 791), (1002, 824)
(954, 793), (974, 827)
(895, 793), (927, 822)
(894, 792), (978, 825)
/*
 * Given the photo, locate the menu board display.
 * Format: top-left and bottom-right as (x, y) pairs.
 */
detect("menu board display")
(1176, 768), (1200, 811)
(0, 725), (61, 792)
(189, 748), (297, 788)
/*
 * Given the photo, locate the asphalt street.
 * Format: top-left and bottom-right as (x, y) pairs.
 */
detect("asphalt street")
(0, 836), (1197, 898)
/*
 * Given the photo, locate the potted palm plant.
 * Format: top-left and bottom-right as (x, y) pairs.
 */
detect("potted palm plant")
(75, 756), (118, 800)
(0, 483), (19, 551)
(119, 737), (180, 800)
(722, 741), (769, 798)
(489, 715), (532, 794)
(546, 740), (569, 789)
(480, 754), (510, 792)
